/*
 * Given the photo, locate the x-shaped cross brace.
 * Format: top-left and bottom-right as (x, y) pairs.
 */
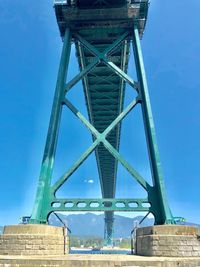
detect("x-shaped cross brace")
(51, 31), (151, 196)
(64, 32), (139, 94)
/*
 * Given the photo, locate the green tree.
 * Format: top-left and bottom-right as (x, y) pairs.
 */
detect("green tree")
(119, 238), (131, 249)
(70, 236), (81, 247)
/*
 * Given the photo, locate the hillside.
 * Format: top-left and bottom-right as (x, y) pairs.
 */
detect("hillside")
(49, 213), (200, 238)
(49, 213), (154, 238)
(0, 213), (199, 238)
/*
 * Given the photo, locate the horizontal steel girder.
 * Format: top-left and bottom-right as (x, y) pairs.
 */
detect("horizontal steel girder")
(50, 198), (150, 212)
(54, 1), (149, 37)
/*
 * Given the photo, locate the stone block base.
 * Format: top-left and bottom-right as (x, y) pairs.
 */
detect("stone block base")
(0, 224), (67, 256)
(136, 225), (200, 257)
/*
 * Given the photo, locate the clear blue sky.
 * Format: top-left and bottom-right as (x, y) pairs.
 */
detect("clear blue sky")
(0, 0), (200, 226)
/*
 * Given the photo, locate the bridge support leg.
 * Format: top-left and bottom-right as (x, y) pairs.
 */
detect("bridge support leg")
(104, 212), (114, 247)
(30, 28), (71, 224)
(132, 25), (174, 224)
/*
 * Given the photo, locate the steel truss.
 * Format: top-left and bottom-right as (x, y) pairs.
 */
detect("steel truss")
(30, 25), (174, 246)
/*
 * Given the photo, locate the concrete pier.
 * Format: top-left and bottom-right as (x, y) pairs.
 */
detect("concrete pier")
(136, 225), (200, 257)
(0, 225), (67, 256)
(0, 224), (200, 266)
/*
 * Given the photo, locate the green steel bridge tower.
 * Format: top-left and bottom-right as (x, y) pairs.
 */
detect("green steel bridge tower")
(30, 0), (174, 246)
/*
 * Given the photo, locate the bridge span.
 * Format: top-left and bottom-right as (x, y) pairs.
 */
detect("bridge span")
(29, 0), (174, 246)
(0, 0), (200, 265)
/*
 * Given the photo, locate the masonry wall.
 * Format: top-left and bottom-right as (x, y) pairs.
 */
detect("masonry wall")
(136, 225), (200, 257)
(0, 225), (67, 256)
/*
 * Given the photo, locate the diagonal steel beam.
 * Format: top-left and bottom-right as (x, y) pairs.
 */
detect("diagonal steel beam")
(64, 97), (139, 139)
(75, 34), (101, 56)
(76, 33), (137, 89)
(52, 96), (150, 193)
(103, 59), (137, 89)
(103, 32), (129, 56)
(51, 139), (100, 193)
(75, 31), (129, 58)
(64, 33), (137, 94)
(62, 99), (99, 137)
(102, 138), (149, 190)
(65, 58), (99, 92)
(89, 72), (119, 87)
(103, 97), (139, 137)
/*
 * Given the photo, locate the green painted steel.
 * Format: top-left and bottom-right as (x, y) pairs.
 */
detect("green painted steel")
(30, 0), (174, 246)
(51, 198), (150, 212)
(30, 28), (71, 224)
(132, 25), (174, 224)
(104, 212), (114, 246)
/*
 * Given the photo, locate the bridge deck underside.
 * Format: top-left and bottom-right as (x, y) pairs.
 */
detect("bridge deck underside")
(76, 29), (130, 199)
(54, 1), (149, 236)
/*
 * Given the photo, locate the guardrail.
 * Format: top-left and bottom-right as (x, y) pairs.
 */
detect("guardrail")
(53, 212), (71, 254)
(130, 212), (150, 254)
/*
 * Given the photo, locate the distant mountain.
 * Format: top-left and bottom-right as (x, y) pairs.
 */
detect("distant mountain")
(0, 214), (199, 238)
(49, 212), (200, 238)
(49, 213), (154, 238)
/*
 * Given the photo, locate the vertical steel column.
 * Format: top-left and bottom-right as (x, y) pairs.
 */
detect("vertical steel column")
(104, 212), (114, 246)
(132, 25), (174, 224)
(30, 29), (71, 223)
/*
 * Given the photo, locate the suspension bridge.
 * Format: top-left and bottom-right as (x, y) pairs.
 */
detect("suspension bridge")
(0, 1), (199, 266)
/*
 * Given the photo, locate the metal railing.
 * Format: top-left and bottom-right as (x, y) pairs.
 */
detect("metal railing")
(53, 212), (71, 254)
(130, 212), (150, 254)
(20, 216), (31, 224)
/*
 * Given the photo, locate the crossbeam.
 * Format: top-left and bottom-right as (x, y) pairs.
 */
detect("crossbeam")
(50, 198), (150, 212)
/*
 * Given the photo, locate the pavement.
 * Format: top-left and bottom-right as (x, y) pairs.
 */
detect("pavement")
(0, 254), (200, 267)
